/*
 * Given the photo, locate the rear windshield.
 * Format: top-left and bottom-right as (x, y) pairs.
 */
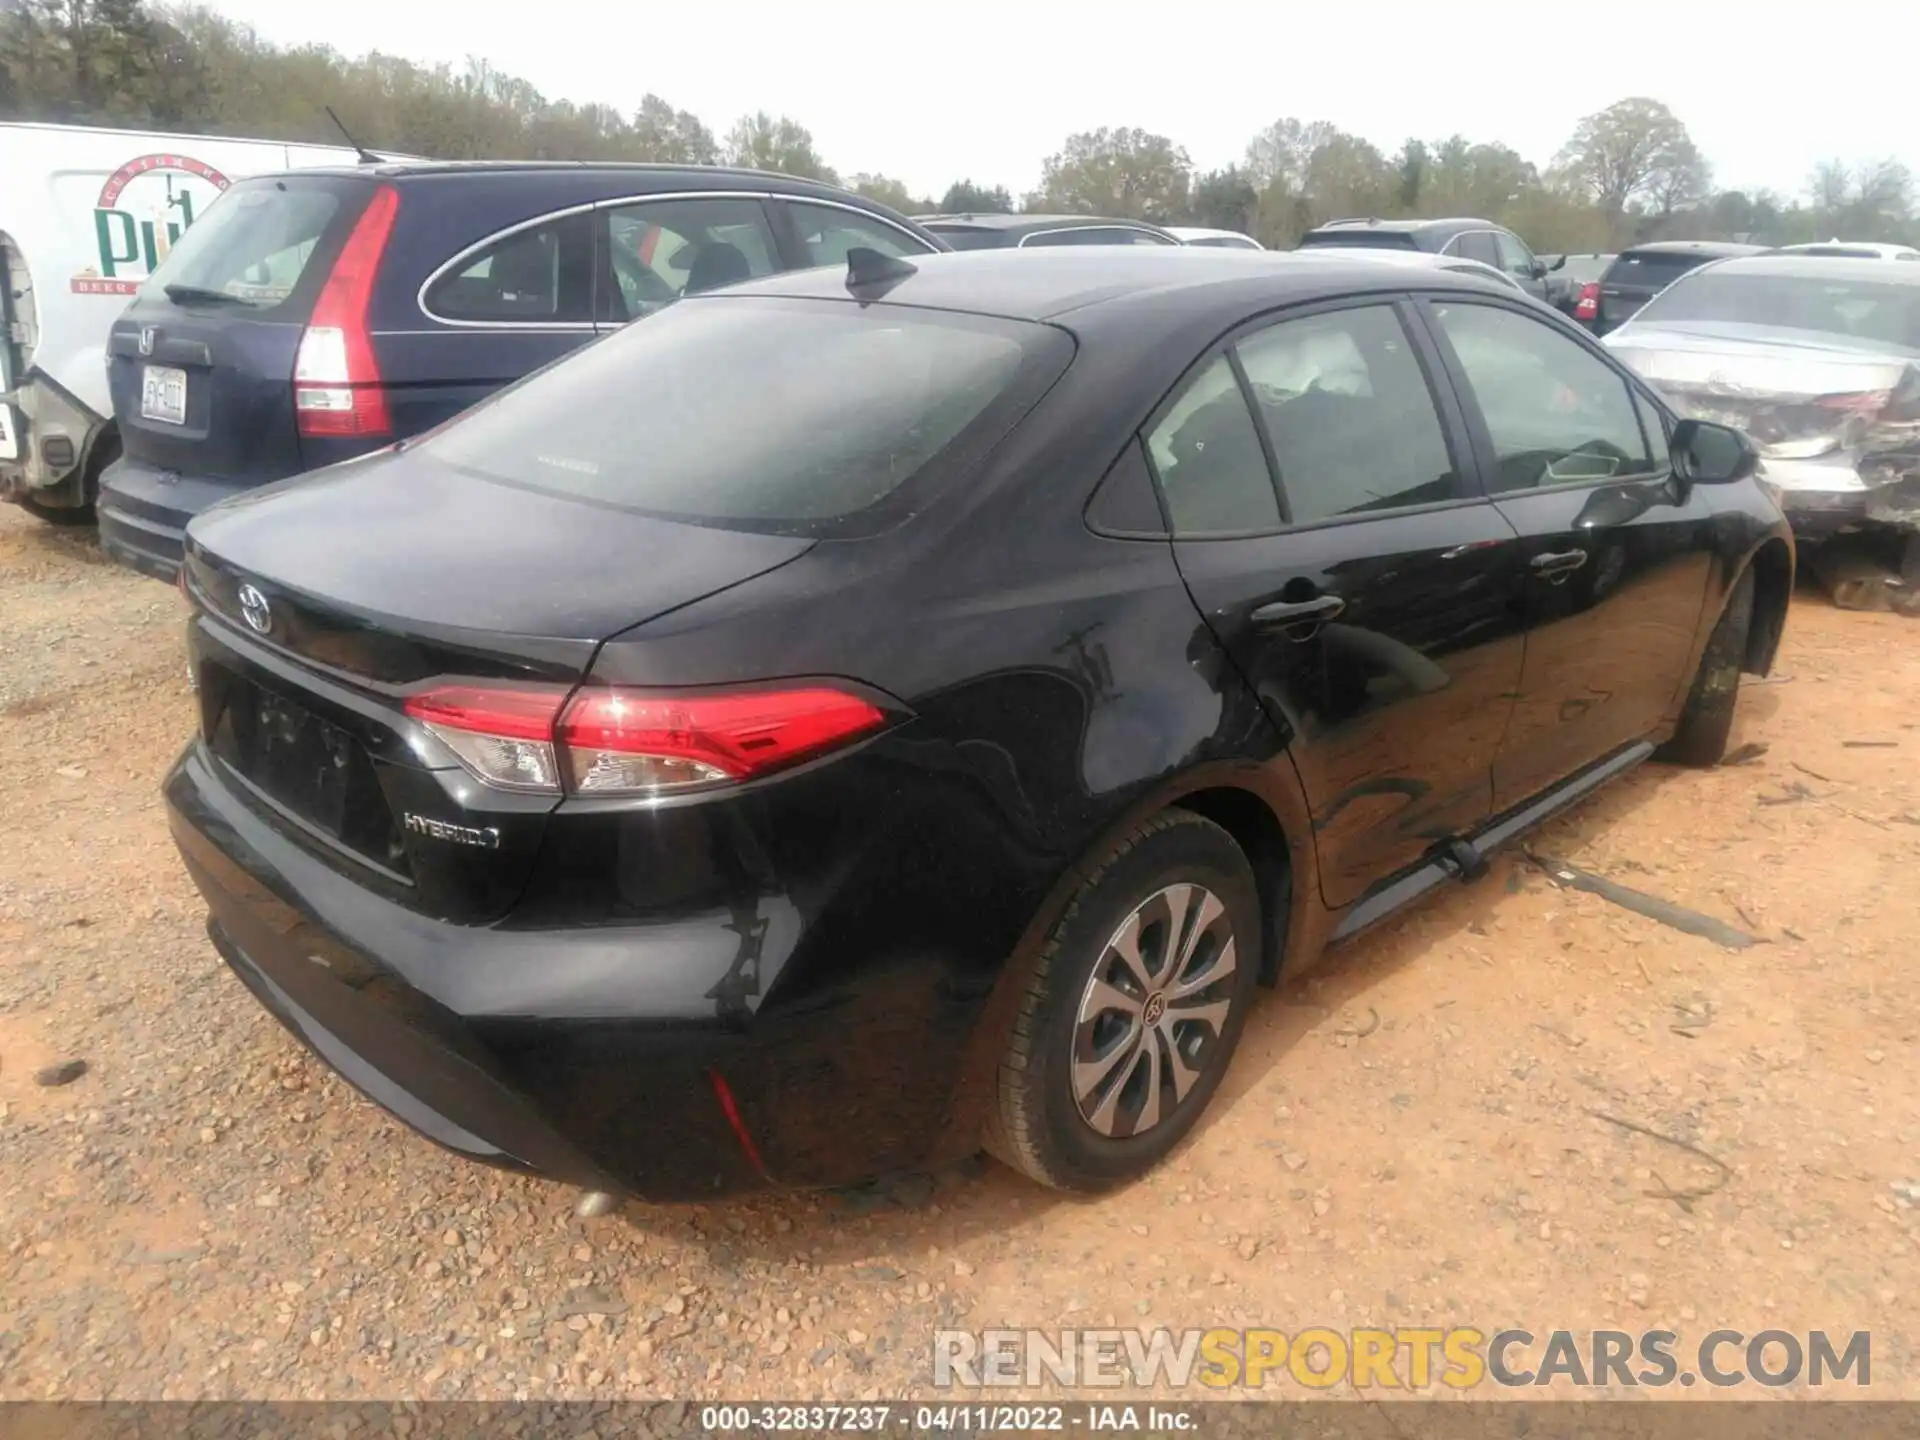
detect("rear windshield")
(140, 175), (363, 310)
(1790, 246), (1882, 259)
(1188, 236), (1260, 250)
(924, 226), (1007, 251)
(1557, 254), (1613, 284)
(420, 296), (1071, 537)
(1603, 251), (1714, 290)
(1632, 271), (1920, 352)
(1298, 230), (1418, 251)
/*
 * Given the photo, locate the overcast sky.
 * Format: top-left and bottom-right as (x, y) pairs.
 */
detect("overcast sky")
(207, 0), (1909, 204)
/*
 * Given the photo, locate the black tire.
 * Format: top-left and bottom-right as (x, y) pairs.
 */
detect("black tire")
(984, 809), (1263, 1192)
(15, 491), (95, 526)
(1657, 567), (1754, 767)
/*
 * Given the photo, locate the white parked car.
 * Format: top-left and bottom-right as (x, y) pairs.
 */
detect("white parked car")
(1777, 239), (1920, 262)
(1164, 226), (1263, 250)
(1605, 253), (1920, 552)
(0, 122), (406, 523)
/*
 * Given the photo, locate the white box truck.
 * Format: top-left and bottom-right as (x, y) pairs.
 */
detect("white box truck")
(0, 122), (402, 523)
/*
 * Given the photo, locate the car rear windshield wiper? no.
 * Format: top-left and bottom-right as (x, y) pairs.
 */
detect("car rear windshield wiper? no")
(163, 283), (257, 308)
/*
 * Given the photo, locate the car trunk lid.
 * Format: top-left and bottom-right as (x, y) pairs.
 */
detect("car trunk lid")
(1608, 322), (1920, 457)
(182, 450), (817, 922)
(184, 446), (818, 682)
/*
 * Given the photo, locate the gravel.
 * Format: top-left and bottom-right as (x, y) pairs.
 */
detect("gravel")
(2, 507), (1918, 1403)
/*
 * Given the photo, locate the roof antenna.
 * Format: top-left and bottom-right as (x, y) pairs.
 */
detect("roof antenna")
(325, 105), (384, 166)
(845, 246), (917, 300)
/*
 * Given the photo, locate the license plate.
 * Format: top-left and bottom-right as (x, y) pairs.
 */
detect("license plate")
(229, 678), (354, 838)
(0, 403), (15, 461)
(140, 365), (187, 425)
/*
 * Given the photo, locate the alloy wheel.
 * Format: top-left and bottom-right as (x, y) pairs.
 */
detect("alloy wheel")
(1070, 883), (1239, 1139)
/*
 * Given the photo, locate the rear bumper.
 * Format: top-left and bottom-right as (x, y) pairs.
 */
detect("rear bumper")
(99, 457), (252, 582)
(0, 372), (109, 511)
(1763, 456), (1920, 539)
(164, 740), (994, 1200)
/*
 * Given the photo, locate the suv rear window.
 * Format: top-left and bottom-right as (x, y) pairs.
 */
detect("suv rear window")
(1022, 227), (1173, 248)
(1298, 230), (1418, 251)
(139, 176), (362, 311)
(924, 226), (1008, 251)
(1603, 251), (1713, 290)
(421, 296), (1071, 537)
(1557, 254), (1613, 284)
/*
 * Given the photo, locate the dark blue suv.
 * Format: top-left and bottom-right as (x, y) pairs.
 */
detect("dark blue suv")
(99, 162), (947, 582)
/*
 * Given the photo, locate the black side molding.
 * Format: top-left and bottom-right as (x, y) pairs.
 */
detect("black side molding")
(1328, 740), (1655, 945)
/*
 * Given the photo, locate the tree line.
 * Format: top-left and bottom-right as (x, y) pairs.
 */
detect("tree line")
(3, 0), (1915, 253)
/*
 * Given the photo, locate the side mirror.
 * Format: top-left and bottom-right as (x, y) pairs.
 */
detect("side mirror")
(1530, 260), (1549, 280)
(1671, 418), (1757, 484)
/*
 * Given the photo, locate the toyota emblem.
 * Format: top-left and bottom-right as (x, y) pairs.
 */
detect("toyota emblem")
(236, 583), (273, 636)
(139, 326), (157, 357)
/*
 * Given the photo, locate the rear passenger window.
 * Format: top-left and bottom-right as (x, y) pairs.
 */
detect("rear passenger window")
(601, 197), (779, 321)
(1451, 231), (1501, 267)
(783, 201), (925, 268)
(426, 213), (593, 324)
(1493, 231), (1537, 282)
(1145, 356), (1281, 534)
(1234, 305), (1458, 523)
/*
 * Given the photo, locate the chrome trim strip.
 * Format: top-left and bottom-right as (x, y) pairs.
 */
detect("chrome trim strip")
(416, 189), (937, 329)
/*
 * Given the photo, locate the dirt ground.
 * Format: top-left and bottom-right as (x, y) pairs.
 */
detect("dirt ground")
(0, 502), (1916, 1405)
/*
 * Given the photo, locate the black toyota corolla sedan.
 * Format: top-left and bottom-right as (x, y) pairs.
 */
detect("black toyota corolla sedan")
(165, 246), (1793, 1204)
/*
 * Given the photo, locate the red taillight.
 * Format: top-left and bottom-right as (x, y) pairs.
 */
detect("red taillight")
(1573, 282), (1599, 321)
(295, 184), (400, 439)
(404, 683), (891, 797)
(405, 685), (561, 741)
(403, 684), (564, 793)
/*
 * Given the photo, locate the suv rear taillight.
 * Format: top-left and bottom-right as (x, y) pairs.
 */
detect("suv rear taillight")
(295, 184), (400, 439)
(1573, 282), (1600, 321)
(405, 683), (894, 797)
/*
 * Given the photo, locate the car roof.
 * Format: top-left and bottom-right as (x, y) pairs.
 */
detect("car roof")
(705, 246), (1503, 324)
(917, 213), (1175, 236)
(1778, 240), (1919, 258)
(1320, 246), (1491, 270)
(1682, 253), (1920, 285)
(1328, 248), (1529, 291)
(239, 159), (874, 197)
(1305, 216), (1498, 237)
(1617, 240), (1772, 258)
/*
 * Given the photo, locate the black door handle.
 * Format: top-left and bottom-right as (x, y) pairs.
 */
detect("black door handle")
(1530, 548), (1588, 575)
(1252, 594), (1346, 628)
